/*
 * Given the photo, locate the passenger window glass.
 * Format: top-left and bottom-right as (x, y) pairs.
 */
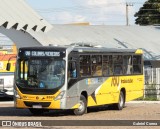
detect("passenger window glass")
(133, 55), (142, 74)
(103, 55), (113, 76)
(123, 55), (132, 75)
(113, 55), (123, 75)
(91, 55), (102, 76)
(80, 55), (91, 77)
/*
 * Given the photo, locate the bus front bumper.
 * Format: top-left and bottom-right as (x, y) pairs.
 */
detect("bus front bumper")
(15, 99), (61, 109)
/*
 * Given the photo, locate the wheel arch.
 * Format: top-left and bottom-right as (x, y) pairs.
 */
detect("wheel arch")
(81, 91), (88, 102)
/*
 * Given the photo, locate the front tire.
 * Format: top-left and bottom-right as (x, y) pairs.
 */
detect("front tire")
(74, 95), (87, 115)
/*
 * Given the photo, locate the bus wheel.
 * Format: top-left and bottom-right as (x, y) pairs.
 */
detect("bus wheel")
(29, 108), (44, 115)
(74, 95), (87, 115)
(115, 91), (125, 110)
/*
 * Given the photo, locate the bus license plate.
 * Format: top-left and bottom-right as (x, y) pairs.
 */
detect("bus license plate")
(32, 105), (42, 109)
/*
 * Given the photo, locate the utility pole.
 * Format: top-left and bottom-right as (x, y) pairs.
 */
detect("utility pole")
(126, 3), (133, 26)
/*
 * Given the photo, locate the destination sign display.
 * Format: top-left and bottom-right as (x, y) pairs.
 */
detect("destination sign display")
(24, 51), (64, 57)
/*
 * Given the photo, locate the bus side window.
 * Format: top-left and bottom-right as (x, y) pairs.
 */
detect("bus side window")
(79, 55), (91, 77)
(91, 55), (102, 76)
(103, 55), (113, 76)
(68, 62), (77, 78)
(113, 55), (123, 75)
(133, 55), (142, 74)
(123, 55), (132, 75)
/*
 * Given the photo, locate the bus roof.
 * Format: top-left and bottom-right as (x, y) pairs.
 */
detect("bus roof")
(72, 47), (140, 53)
(19, 45), (142, 54)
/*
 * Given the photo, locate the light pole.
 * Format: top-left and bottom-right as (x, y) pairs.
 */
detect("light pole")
(126, 3), (133, 26)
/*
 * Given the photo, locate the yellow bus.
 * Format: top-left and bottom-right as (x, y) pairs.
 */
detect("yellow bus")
(12, 45), (144, 115)
(0, 54), (16, 97)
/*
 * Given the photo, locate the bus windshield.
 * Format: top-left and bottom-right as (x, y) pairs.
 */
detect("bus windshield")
(15, 58), (65, 89)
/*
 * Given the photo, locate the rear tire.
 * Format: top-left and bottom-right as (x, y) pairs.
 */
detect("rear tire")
(74, 95), (87, 115)
(114, 91), (125, 110)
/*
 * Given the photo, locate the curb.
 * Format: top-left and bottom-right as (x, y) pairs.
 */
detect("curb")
(1, 101), (160, 105)
(0, 101), (14, 104)
(127, 101), (160, 104)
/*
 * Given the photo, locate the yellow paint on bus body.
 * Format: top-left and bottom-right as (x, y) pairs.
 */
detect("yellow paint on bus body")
(88, 75), (144, 107)
(15, 88), (61, 109)
(71, 74), (144, 109)
(135, 49), (143, 54)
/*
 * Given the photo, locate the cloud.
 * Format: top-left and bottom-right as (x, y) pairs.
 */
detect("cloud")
(45, 11), (86, 24)
(72, 0), (127, 25)
(75, 0), (125, 9)
(43, 0), (131, 25)
(86, 0), (111, 6)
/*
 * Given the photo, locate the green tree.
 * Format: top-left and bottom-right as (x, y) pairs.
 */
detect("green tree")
(134, 0), (160, 25)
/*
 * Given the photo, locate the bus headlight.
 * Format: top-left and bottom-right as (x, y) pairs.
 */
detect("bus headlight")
(55, 91), (65, 101)
(14, 90), (21, 99)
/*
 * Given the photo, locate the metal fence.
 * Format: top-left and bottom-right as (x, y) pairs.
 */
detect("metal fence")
(144, 67), (160, 100)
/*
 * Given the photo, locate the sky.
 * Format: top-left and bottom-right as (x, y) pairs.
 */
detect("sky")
(26, 0), (147, 25)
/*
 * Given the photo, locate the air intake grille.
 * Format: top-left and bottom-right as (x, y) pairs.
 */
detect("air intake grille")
(24, 102), (51, 107)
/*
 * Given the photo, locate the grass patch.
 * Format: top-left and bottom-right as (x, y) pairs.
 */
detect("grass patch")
(136, 96), (158, 101)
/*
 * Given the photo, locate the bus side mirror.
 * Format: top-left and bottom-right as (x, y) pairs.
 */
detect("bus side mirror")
(6, 63), (11, 71)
